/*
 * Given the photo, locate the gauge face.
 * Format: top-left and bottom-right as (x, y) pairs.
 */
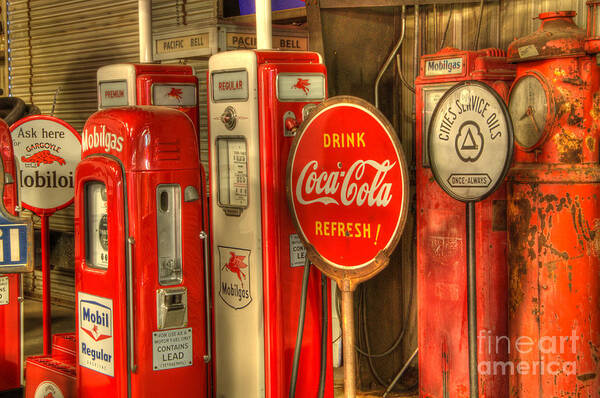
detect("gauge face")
(508, 74), (550, 149)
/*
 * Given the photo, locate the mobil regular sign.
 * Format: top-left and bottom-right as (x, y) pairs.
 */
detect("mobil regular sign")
(11, 115), (81, 214)
(287, 96), (409, 284)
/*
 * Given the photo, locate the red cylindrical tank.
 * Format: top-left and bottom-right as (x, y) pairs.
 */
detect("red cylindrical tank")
(507, 10), (600, 397)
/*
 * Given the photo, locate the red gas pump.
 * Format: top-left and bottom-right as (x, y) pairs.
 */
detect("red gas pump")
(506, 9), (600, 396)
(0, 118), (23, 394)
(207, 50), (333, 398)
(75, 106), (210, 397)
(97, 64), (199, 134)
(415, 48), (515, 398)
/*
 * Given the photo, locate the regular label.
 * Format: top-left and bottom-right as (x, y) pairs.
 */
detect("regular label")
(278, 74), (326, 102)
(78, 292), (114, 377)
(289, 234), (306, 267)
(152, 327), (193, 371)
(212, 70), (248, 102)
(0, 276), (8, 305)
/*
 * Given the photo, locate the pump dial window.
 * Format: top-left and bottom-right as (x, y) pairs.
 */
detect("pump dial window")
(85, 182), (108, 269)
(216, 137), (248, 215)
(508, 74), (551, 149)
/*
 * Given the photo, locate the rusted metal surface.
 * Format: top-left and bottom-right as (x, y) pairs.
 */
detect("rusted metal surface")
(507, 11), (587, 63)
(415, 48), (514, 398)
(507, 9), (600, 397)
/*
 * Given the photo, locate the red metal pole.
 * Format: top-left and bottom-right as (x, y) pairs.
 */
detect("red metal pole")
(41, 214), (51, 355)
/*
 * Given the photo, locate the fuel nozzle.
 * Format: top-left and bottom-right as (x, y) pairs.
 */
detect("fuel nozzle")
(285, 117), (300, 134)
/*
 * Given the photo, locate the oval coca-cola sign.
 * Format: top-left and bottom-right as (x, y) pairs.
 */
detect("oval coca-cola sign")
(287, 96), (409, 283)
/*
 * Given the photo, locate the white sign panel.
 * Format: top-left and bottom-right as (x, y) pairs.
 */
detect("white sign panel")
(78, 292), (115, 377)
(425, 57), (464, 76)
(11, 116), (81, 213)
(99, 81), (129, 108)
(152, 84), (197, 107)
(152, 327), (193, 371)
(428, 81), (513, 202)
(218, 246), (251, 309)
(277, 74), (326, 102)
(34, 381), (65, 398)
(0, 276), (8, 305)
(289, 234), (306, 268)
(212, 70), (249, 102)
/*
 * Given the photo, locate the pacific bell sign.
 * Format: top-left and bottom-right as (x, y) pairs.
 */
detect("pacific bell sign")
(11, 115), (81, 213)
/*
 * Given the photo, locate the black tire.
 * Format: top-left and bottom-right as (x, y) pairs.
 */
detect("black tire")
(0, 97), (26, 126)
(24, 104), (41, 117)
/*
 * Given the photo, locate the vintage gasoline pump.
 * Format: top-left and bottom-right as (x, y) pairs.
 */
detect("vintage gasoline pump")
(0, 118), (25, 394)
(207, 50), (333, 398)
(97, 64), (199, 134)
(74, 106), (210, 397)
(415, 48), (515, 397)
(506, 8), (600, 396)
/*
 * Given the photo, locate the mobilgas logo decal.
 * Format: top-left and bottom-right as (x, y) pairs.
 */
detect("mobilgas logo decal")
(82, 125), (124, 153)
(78, 292), (114, 377)
(34, 381), (65, 398)
(218, 246), (251, 309)
(425, 57), (464, 76)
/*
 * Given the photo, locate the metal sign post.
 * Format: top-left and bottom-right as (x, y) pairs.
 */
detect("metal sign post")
(428, 81), (513, 398)
(10, 115), (81, 355)
(287, 96), (410, 397)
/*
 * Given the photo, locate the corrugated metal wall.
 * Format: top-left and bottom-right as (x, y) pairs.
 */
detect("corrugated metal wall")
(8, 0), (217, 305)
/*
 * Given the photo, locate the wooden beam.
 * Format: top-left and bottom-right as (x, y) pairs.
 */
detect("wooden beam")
(320, 0), (483, 8)
(306, 0), (325, 57)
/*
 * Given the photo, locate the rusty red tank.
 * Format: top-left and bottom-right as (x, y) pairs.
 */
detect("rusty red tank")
(506, 9), (600, 397)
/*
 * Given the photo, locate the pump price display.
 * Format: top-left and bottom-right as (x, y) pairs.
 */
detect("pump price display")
(428, 81), (513, 202)
(10, 115), (81, 214)
(287, 96), (409, 281)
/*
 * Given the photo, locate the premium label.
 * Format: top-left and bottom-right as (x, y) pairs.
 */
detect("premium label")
(99, 81), (129, 108)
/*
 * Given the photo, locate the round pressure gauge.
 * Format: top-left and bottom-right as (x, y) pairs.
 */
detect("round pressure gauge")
(508, 73), (552, 150)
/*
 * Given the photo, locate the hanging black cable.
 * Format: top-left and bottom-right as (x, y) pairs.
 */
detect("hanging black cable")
(317, 273), (328, 398)
(288, 260), (311, 398)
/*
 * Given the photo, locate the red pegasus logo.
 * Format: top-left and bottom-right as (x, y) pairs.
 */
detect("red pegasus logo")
(21, 150), (65, 166)
(292, 78), (311, 95)
(224, 252), (248, 284)
(167, 88), (183, 100)
(45, 393), (54, 398)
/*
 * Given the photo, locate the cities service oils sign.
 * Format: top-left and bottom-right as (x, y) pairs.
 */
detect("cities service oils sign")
(287, 96), (409, 285)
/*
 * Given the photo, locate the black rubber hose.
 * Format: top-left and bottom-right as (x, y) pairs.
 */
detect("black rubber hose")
(24, 104), (41, 117)
(317, 273), (328, 398)
(288, 261), (311, 398)
(0, 97), (26, 126)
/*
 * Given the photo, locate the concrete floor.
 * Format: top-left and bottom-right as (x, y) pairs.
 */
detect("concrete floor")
(15, 299), (416, 398)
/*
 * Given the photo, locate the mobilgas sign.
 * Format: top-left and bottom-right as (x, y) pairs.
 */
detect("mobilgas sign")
(10, 116), (81, 214)
(425, 57), (464, 77)
(78, 292), (115, 377)
(428, 81), (513, 202)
